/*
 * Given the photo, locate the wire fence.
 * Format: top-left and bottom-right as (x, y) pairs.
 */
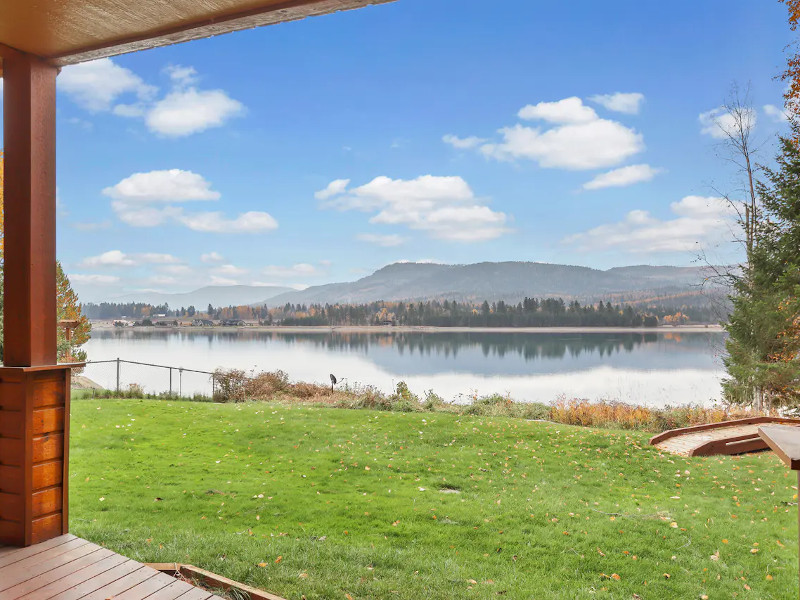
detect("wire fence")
(81, 359), (217, 398)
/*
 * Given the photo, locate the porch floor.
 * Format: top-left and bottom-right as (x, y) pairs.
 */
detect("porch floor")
(0, 534), (225, 600)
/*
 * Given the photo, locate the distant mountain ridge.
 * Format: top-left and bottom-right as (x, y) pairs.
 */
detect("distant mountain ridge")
(262, 262), (717, 307)
(108, 285), (294, 309)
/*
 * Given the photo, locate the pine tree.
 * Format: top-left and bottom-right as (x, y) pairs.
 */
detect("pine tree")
(723, 129), (800, 408)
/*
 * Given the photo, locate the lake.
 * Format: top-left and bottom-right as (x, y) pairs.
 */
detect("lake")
(81, 328), (728, 407)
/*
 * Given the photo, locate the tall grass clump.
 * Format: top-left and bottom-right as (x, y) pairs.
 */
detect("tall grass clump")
(551, 396), (761, 432)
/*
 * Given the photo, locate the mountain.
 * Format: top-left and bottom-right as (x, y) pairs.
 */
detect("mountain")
(263, 262), (719, 306)
(109, 285), (294, 308)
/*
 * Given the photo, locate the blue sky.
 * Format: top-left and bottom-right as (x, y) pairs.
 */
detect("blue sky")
(7, 0), (792, 301)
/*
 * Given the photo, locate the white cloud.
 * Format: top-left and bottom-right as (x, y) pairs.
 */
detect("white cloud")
(518, 97), (598, 124)
(442, 134), (487, 149)
(59, 58), (156, 112)
(318, 175), (510, 242)
(314, 179), (351, 201)
(112, 103), (146, 118)
(138, 253), (182, 264)
(201, 252), (225, 264)
(210, 276), (239, 286)
(112, 203), (181, 227)
(177, 211), (278, 234)
(582, 164), (664, 190)
(357, 233), (407, 247)
(481, 119), (644, 170)
(69, 274), (121, 284)
(764, 104), (789, 123)
(81, 250), (135, 267)
(104, 169), (277, 234)
(262, 263), (319, 278)
(213, 264), (249, 276)
(563, 195), (737, 253)
(81, 250), (182, 268)
(165, 65), (199, 87)
(60, 58), (243, 138)
(589, 92), (645, 115)
(449, 96), (644, 170)
(699, 106), (757, 139)
(103, 169), (221, 203)
(146, 88), (244, 137)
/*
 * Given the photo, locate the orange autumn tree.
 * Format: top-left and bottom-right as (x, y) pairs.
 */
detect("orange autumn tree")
(782, 0), (800, 121)
(0, 150), (91, 363)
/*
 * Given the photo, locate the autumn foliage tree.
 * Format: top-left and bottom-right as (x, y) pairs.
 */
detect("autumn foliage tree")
(781, 0), (800, 121)
(0, 150), (91, 363)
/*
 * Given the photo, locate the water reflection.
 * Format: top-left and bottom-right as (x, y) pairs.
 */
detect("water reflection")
(83, 329), (727, 407)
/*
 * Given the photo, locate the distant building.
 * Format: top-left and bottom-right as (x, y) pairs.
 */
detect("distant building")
(192, 319), (215, 327)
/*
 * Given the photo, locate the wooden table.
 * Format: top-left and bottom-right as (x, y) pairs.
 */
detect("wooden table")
(759, 425), (800, 599)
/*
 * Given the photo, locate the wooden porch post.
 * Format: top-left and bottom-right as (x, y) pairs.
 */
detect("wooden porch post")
(0, 47), (72, 547)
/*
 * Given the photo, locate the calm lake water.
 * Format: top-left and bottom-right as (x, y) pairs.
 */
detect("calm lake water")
(82, 329), (728, 407)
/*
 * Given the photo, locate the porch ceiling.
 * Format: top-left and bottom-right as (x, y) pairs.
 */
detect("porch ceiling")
(0, 0), (392, 74)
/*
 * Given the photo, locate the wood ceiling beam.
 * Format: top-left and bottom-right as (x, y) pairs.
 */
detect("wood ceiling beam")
(38, 0), (391, 68)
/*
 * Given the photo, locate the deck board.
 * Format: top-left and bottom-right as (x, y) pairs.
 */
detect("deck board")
(0, 537), (225, 600)
(654, 421), (800, 456)
(0, 549), (115, 600)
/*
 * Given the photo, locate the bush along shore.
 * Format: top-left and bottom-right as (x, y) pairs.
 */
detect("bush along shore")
(80, 368), (766, 434)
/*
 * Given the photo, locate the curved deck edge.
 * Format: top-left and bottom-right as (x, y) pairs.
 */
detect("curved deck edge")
(649, 417), (800, 446)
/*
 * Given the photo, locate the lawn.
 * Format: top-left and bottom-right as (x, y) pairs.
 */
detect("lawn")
(70, 398), (798, 599)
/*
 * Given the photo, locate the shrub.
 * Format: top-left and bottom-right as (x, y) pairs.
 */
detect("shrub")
(213, 369), (249, 402)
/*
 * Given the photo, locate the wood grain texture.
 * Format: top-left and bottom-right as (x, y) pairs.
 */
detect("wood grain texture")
(32, 461), (63, 490)
(0, 537), (235, 600)
(759, 425), (800, 470)
(651, 418), (800, 458)
(0, 547), (114, 600)
(0, 0), (394, 71)
(32, 408), (64, 435)
(30, 514), (62, 545)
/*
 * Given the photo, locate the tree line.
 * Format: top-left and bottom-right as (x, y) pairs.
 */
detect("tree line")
(84, 297), (675, 328)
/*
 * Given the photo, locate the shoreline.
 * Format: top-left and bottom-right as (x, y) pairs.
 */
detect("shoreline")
(90, 323), (724, 334)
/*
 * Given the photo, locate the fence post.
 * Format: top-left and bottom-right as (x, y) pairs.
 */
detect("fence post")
(169, 368), (173, 396)
(179, 368), (183, 397)
(116, 358), (121, 392)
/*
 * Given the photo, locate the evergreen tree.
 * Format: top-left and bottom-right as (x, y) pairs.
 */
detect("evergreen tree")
(724, 129), (800, 408)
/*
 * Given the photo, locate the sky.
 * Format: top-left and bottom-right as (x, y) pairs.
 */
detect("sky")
(1, 0), (792, 302)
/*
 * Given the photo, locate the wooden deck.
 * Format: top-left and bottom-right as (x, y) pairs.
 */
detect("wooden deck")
(650, 417), (800, 457)
(0, 534), (225, 600)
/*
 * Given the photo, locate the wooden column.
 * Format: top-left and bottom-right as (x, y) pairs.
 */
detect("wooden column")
(0, 47), (70, 547)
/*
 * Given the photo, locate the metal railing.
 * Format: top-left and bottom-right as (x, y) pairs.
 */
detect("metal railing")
(82, 359), (216, 397)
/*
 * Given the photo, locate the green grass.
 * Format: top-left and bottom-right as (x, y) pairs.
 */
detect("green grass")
(70, 398), (798, 599)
